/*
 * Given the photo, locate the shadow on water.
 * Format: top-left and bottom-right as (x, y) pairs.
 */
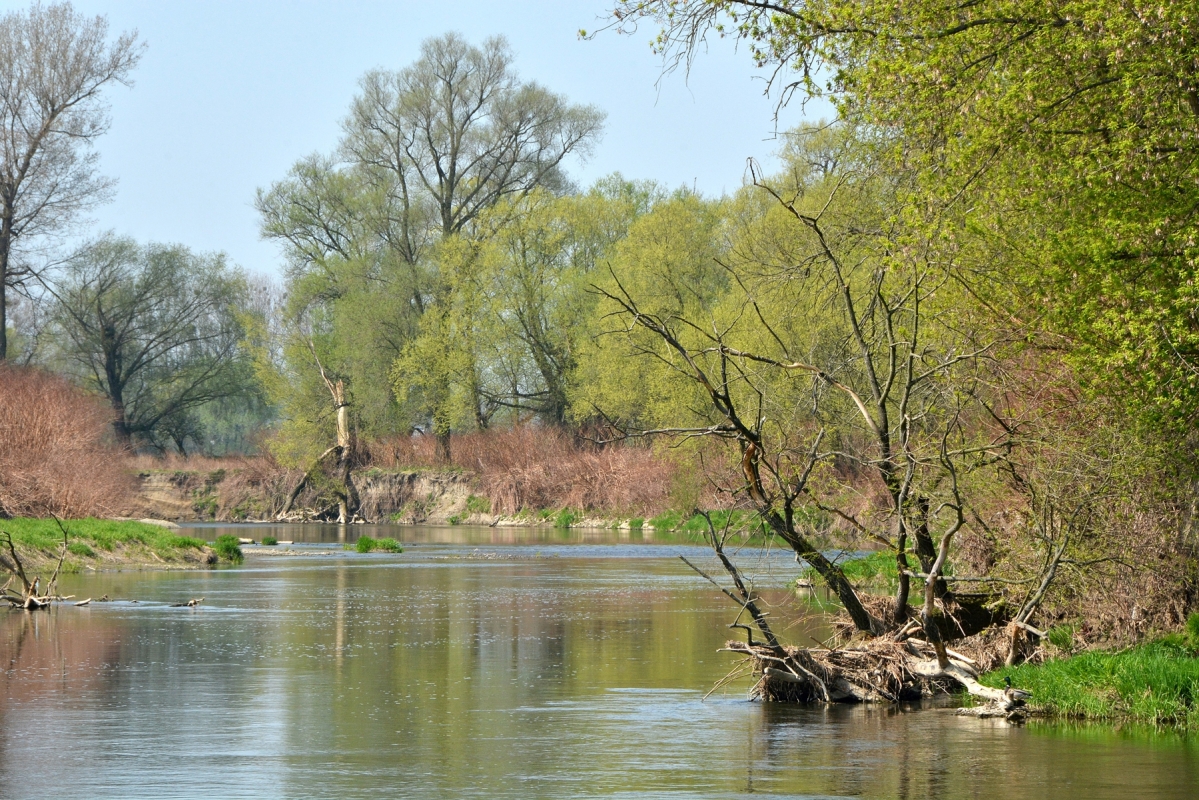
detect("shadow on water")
(0, 525), (1195, 798)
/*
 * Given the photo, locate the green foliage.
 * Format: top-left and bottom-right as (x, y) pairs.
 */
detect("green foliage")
(648, 510), (682, 531)
(354, 535), (401, 552)
(446, 514), (464, 525)
(554, 509), (579, 529)
(0, 518), (205, 555)
(1186, 613), (1199, 650)
(66, 542), (94, 557)
(465, 495), (491, 514)
(798, 550), (898, 588)
(1046, 624), (1078, 652)
(628, 518), (644, 531)
(985, 639), (1199, 727)
(47, 236), (262, 452)
(213, 535), (244, 563)
(261, 536), (278, 546)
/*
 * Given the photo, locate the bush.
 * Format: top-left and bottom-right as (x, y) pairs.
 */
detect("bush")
(554, 508), (579, 528)
(355, 536), (377, 553)
(1186, 612), (1199, 648)
(465, 494), (491, 514)
(368, 426), (679, 516)
(213, 534), (243, 563)
(375, 537), (402, 553)
(0, 366), (134, 517)
(261, 536), (278, 546)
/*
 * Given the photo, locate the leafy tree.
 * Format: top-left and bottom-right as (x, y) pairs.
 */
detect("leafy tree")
(0, 2), (142, 359)
(606, 0), (1199, 425)
(47, 236), (255, 452)
(260, 33), (604, 460)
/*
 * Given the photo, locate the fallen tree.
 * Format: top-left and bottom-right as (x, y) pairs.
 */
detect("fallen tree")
(0, 520), (70, 609)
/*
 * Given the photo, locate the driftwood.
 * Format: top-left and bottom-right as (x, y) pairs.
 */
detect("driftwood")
(0, 518), (72, 610)
(726, 638), (1012, 708)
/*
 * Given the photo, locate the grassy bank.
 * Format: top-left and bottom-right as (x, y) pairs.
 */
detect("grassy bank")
(981, 622), (1199, 727)
(797, 549), (899, 588)
(0, 518), (216, 571)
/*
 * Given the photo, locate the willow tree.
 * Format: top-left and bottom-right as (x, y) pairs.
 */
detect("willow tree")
(0, 2), (142, 359)
(48, 236), (253, 452)
(260, 32), (604, 462)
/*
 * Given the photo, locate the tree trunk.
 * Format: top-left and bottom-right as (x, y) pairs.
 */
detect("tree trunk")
(764, 509), (878, 634)
(332, 380), (359, 523)
(0, 216), (10, 361)
(894, 531), (911, 622)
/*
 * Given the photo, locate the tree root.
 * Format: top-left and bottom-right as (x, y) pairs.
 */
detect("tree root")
(726, 637), (1017, 708)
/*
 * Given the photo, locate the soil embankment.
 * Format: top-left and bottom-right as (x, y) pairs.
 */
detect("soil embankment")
(137, 468), (484, 524)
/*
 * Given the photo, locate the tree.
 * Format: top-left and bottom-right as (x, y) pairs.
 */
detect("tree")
(605, 0), (1199, 426)
(260, 32), (604, 460)
(0, 1), (142, 359)
(48, 236), (254, 451)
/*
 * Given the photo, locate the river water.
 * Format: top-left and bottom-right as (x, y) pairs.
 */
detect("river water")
(1, 524), (1196, 799)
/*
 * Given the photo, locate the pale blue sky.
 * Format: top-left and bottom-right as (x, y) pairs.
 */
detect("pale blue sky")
(46, 1), (827, 277)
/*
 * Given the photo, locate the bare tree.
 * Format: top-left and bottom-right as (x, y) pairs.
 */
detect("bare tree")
(48, 236), (252, 450)
(0, 2), (142, 359)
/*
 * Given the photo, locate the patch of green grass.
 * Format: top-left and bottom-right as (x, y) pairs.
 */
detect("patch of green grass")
(0, 518), (205, 557)
(554, 509), (579, 529)
(983, 637), (1199, 727)
(356, 536), (377, 552)
(465, 495), (491, 514)
(447, 514), (464, 525)
(648, 510), (683, 531)
(375, 537), (403, 553)
(628, 517), (644, 531)
(798, 549), (899, 588)
(213, 534), (243, 563)
(1046, 623), (1077, 651)
(261, 536), (278, 546)
(67, 541), (95, 558)
(537, 508), (554, 521)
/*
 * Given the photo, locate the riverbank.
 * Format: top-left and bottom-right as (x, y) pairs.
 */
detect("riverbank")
(979, 624), (1199, 727)
(0, 518), (217, 572)
(136, 467), (756, 532)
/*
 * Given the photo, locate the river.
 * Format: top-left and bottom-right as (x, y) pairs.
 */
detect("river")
(1, 524), (1195, 798)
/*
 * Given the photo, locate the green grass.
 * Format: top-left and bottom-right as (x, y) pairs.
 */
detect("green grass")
(354, 536), (404, 553)
(797, 549), (899, 588)
(213, 534), (244, 563)
(983, 631), (1199, 727)
(465, 495), (491, 514)
(554, 509), (579, 529)
(67, 541), (95, 557)
(628, 517), (644, 530)
(0, 518), (206, 558)
(261, 536), (278, 546)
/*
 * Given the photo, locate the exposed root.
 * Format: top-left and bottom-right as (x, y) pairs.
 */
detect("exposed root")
(725, 635), (1012, 706)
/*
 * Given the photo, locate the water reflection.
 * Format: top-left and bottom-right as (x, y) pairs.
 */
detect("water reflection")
(0, 528), (1194, 798)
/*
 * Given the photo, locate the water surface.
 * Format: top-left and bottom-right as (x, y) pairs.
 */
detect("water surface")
(1, 525), (1195, 798)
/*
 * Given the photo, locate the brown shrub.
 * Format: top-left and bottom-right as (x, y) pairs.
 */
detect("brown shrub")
(371, 426), (678, 515)
(0, 365), (135, 517)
